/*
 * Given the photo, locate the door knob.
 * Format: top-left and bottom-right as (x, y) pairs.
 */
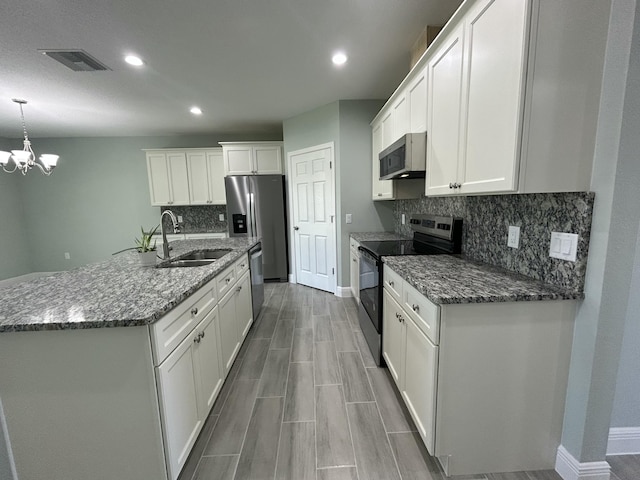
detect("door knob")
(294, 226), (299, 231)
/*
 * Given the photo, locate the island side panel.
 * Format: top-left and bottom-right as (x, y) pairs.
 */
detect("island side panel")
(0, 325), (167, 480)
(434, 299), (576, 476)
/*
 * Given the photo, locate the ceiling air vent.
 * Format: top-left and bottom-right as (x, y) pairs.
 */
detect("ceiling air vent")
(39, 50), (111, 72)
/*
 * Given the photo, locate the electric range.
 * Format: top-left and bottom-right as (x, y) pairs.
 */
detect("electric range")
(357, 214), (463, 366)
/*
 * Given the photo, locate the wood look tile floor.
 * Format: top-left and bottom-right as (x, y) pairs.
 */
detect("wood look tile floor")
(177, 283), (615, 480)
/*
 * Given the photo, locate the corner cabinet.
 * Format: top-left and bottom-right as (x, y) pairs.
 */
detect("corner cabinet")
(144, 148), (226, 206)
(382, 264), (576, 476)
(219, 142), (283, 176)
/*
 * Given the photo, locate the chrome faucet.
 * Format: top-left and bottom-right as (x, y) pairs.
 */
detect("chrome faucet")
(160, 210), (180, 259)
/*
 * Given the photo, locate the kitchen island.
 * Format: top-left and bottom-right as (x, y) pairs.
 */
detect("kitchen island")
(0, 237), (259, 480)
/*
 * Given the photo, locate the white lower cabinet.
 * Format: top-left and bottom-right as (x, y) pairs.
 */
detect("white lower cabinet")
(153, 253), (253, 480)
(156, 322), (206, 480)
(382, 264), (577, 476)
(402, 313), (438, 454)
(218, 270), (253, 374)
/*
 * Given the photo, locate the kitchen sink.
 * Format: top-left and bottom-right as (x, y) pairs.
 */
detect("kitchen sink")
(179, 249), (232, 261)
(157, 249), (232, 268)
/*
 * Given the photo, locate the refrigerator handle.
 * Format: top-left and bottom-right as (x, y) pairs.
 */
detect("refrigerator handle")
(249, 192), (258, 238)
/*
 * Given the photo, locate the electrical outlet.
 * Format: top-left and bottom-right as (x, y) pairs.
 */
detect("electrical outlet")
(64, 252), (71, 260)
(345, 213), (352, 224)
(177, 215), (183, 223)
(507, 226), (520, 248)
(219, 213), (225, 221)
(402, 214), (406, 225)
(549, 232), (578, 261)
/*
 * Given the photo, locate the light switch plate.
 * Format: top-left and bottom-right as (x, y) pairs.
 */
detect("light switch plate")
(345, 213), (352, 224)
(177, 215), (183, 223)
(507, 226), (520, 248)
(549, 232), (578, 262)
(64, 252), (71, 260)
(402, 214), (406, 225)
(219, 214), (225, 221)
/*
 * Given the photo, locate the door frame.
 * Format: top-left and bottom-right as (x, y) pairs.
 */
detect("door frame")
(286, 142), (337, 294)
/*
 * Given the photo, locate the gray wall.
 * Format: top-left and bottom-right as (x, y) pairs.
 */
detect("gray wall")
(283, 101), (395, 288)
(337, 101), (394, 286)
(2, 133), (280, 274)
(0, 138), (32, 281)
(561, 0), (640, 462)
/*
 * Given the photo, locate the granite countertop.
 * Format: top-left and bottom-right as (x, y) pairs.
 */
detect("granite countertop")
(350, 232), (410, 242)
(0, 237), (259, 333)
(383, 255), (583, 305)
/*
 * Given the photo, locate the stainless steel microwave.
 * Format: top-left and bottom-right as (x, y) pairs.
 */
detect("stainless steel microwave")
(379, 132), (427, 180)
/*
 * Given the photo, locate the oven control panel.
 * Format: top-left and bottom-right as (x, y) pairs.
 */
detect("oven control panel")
(409, 214), (462, 240)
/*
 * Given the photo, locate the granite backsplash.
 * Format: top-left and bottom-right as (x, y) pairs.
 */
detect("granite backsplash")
(161, 205), (228, 234)
(394, 192), (595, 293)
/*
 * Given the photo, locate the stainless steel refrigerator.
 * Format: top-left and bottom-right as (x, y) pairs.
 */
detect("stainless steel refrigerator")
(225, 175), (288, 281)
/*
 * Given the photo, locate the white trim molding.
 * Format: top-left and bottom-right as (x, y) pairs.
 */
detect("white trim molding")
(555, 445), (611, 480)
(335, 286), (353, 298)
(607, 427), (640, 455)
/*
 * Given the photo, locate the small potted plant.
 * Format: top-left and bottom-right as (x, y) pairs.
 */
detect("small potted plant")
(136, 225), (160, 266)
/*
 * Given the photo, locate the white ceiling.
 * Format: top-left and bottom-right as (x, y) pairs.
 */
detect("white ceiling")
(0, 0), (462, 138)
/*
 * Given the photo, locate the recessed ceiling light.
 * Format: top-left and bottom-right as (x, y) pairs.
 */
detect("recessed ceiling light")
(332, 52), (348, 66)
(190, 106), (203, 115)
(124, 55), (144, 66)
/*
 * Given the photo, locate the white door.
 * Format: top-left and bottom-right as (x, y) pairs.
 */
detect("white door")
(289, 144), (336, 293)
(207, 150), (226, 204)
(426, 25), (465, 196)
(403, 315), (438, 455)
(194, 307), (223, 415)
(460, 0), (527, 194)
(187, 151), (210, 204)
(156, 332), (202, 480)
(253, 145), (283, 174)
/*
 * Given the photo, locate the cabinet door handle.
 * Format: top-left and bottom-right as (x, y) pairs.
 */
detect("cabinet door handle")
(226, 278), (231, 284)
(193, 334), (201, 344)
(352, 259), (356, 263)
(412, 304), (419, 313)
(199, 331), (205, 340)
(449, 182), (454, 189)
(377, 193), (383, 197)
(237, 286), (242, 292)
(191, 307), (198, 316)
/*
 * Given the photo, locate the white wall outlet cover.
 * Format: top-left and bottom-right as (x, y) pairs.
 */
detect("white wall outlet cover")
(401, 214), (406, 225)
(177, 215), (183, 223)
(507, 225), (520, 248)
(64, 252), (71, 260)
(219, 214), (225, 221)
(345, 213), (352, 224)
(549, 232), (578, 262)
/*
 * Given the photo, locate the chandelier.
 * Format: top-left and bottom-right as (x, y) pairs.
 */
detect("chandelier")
(0, 99), (59, 176)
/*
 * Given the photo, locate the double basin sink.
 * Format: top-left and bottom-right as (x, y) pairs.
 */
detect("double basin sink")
(157, 249), (232, 268)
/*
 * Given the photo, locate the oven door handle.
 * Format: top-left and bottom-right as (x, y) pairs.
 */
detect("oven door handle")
(358, 246), (380, 266)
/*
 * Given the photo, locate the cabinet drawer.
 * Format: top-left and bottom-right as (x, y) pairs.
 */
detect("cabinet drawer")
(151, 278), (217, 365)
(403, 282), (440, 344)
(216, 264), (237, 299)
(383, 265), (403, 303)
(234, 253), (249, 278)
(350, 238), (360, 251)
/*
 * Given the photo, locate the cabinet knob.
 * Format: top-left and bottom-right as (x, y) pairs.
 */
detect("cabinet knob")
(449, 183), (454, 189)
(226, 278), (231, 283)
(389, 281), (394, 287)
(193, 334), (201, 344)
(412, 304), (419, 312)
(237, 286), (242, 292)
(377, 193), (383, 197)
(352, 259), (356, 263)
(199, 331), (205, 340)
(191, 307), (198, 316)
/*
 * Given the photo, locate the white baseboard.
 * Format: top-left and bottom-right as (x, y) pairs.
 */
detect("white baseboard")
(335, 287), (353, 298)
(288, 274), (294, 283)
(607, 427), (640, 455)
(555, 445), (611, 480)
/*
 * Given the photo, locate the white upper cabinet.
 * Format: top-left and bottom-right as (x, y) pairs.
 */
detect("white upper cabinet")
(145, 148), (226, 206)
(408, 68), (428, 133)
(186, 150), (226, 204)
(426, 25), (466, 196)
(146, 151), (190, 206)
(373, 0), (602, 197)
(220, 142), (283, 176)
(372, 122), (394, 200)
